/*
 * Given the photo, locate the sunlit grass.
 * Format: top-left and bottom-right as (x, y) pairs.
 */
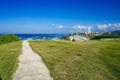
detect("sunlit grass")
(30, 40), (120, 80)
(0, 41), (22, 80)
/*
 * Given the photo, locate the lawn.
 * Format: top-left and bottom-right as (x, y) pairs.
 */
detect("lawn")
(0, 41), (22, 80)
(29, 40), (120, 80)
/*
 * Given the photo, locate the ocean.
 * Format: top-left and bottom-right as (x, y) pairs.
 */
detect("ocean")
(16, 34), (64, 40)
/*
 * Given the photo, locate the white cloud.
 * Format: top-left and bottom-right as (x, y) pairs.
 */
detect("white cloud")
(52, 24), (64, 29)
(73, 23), (120, 32)
(97, 24), (108, 30)
(97, 23), (120, 31)
(73, 25), (87, 29)
(113, 23), (120, 29)
(58, 25), (64, 29)
(52, 23), (120, 33)
(108, 24), (112, 27)
(73, 25), (93, 33)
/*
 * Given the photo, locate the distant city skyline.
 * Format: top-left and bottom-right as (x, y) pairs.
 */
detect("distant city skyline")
(0, 0), (120, 33)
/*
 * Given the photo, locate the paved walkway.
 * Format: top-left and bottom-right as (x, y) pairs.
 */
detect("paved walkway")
(13, 40), (53, 80)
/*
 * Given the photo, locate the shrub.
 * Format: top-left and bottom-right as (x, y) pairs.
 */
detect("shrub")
(0, 34), (20, 44)
(92, 32), (120, 40)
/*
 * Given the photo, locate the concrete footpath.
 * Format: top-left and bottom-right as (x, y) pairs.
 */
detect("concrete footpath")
(13, 40), (53, 80)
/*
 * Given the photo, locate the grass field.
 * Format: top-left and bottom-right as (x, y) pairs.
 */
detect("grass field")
(0, 41), (21, 80)
(30, 40), (120, 80)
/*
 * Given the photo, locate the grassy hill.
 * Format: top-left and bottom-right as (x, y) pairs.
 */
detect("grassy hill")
(0, 41), (21, 80)
(30, 40), (120, 80)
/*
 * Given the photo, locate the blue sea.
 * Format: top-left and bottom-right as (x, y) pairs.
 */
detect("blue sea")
(16, 34), (64, 40)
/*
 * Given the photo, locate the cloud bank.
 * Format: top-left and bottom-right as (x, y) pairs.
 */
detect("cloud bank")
(73, 23), (120, 32)
(96, 23), (120, 32)
(73, 25), (93, 33)
(52, 23), (120, 33)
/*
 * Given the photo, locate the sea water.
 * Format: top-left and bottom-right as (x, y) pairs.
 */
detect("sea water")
(16, 34), (64, 40)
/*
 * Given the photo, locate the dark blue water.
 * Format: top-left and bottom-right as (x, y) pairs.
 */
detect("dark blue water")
(16, 34), (64, 40)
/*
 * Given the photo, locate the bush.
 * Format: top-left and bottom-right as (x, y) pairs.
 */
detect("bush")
(92, 32), (120, 40)
(111, 32), (120, 38)
(0, 34), (20, 44)
(101, 32), (111, 38)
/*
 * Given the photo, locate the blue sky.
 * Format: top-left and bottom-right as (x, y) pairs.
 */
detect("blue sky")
(0, 0), (120, 33)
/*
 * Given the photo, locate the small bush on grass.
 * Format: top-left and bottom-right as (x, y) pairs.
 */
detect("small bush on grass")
(0, 34), (20, 44)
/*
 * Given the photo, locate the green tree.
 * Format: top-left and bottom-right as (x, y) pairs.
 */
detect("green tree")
(111, 32), (120, 38)
(101, 32), (111, 38)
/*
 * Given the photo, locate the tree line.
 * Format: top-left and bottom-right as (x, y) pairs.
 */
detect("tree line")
(92, 32), (120, 40)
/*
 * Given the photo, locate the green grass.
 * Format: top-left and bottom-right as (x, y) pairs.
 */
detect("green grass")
(29, 40), (120, 80)
(0, 41), (22, 80)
